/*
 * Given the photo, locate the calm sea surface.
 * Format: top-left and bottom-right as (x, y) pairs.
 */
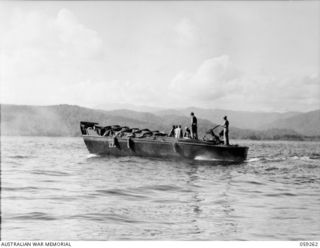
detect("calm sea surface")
(1, 136), (320, 240)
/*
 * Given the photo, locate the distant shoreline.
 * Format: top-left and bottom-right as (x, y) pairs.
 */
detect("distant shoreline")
(1, 104), (319, 140)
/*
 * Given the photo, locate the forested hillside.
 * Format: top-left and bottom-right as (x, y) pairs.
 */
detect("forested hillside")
(1, 104), (319, 140)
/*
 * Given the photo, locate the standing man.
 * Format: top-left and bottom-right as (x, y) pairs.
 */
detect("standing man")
(175, 125), (181, 139)
(221, 116), (229, 145)
(178, 125), (183, 138)
(168, 125), (175, 137)
(190, 112), (198, 139)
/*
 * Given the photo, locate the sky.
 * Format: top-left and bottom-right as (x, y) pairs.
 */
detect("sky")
(0, 1), (319, 112)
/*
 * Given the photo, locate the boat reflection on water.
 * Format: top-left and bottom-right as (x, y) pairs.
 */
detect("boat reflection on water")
(83, 152), (244, 239)
(180, 162), (240, 240)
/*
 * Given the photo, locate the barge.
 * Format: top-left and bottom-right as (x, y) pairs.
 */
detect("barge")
(80, 121), (248, 163)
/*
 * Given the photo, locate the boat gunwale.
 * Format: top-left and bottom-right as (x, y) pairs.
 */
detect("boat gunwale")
(82, 134), (249, 150)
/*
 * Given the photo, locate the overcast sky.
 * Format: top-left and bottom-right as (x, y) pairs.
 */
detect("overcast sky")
(1, 1), (319, 112)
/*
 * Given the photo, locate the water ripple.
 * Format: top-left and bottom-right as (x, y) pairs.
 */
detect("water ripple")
(8, 212), (57, 221)
(1, 137), (320, 240)
(94, 189), (148, 199)
(31, 170), (70, 177)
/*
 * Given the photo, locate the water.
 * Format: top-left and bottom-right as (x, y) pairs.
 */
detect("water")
(1, 136), (320, 240)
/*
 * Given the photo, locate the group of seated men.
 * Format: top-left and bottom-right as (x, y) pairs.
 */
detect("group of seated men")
(167, 125), (223, 144)
(168, 125), (193, 139)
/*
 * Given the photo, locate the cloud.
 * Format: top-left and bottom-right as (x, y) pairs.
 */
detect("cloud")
(0, 6), (164, 108)
(55, 8), (103, 60)
(169, 55), (319, 111)
(246, 74), (320, 111)
(1, 7), (318, 112)
(1, 8), (105, 104)
(3, 8), (103, 60)
(170, 55), (242, 102)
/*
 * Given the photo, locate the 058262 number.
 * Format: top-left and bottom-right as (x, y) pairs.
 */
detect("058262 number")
(300, 242), (318, 247)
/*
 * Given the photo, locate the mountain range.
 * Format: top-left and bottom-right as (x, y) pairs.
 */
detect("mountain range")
(1, 104), (319, 140)
(155, 107), (302, 130)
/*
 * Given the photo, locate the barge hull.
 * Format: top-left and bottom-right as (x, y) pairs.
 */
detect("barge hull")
(83, 135), (248, 162)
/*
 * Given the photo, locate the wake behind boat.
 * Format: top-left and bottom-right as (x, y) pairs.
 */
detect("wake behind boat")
(80, 121), (249, 163)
